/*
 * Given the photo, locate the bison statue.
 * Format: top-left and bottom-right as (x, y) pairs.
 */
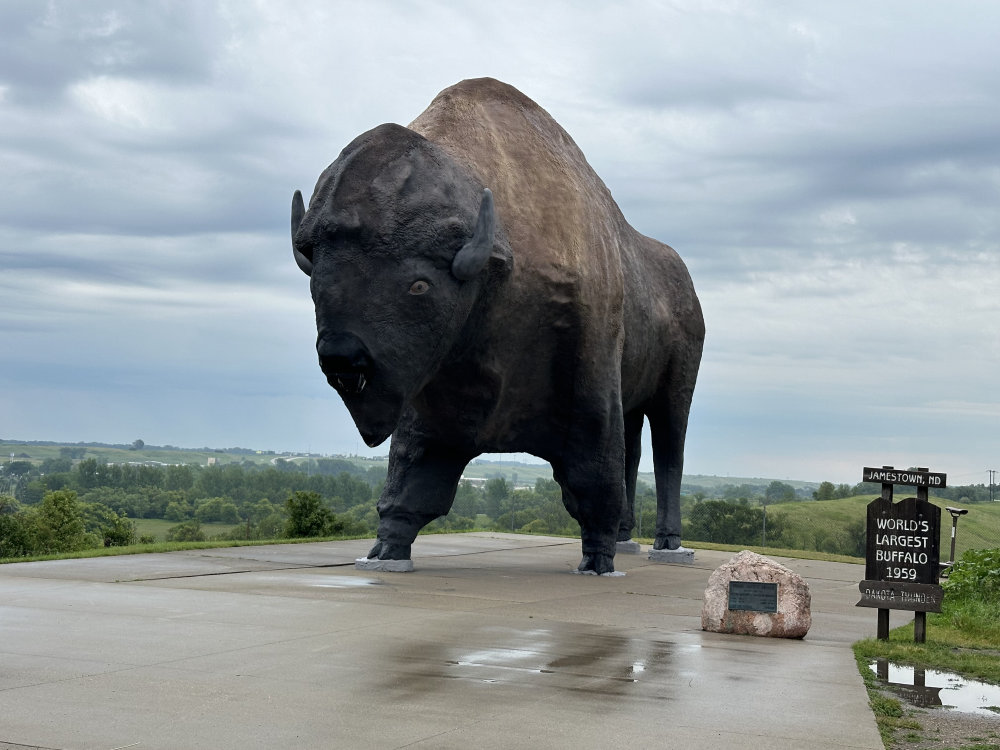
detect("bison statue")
(290, 78), (704, 574)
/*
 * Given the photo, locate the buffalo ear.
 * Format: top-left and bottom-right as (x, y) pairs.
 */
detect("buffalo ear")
(451, 188), (495, 281)
(291, 190), (313, 275)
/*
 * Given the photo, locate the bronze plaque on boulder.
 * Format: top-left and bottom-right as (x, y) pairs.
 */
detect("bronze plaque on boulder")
(728, 581), (778, 613)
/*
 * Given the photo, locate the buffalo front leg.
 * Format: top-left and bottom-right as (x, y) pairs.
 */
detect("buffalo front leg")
(366, 430), (470, 563)
(552, 409), (627, 575)
(648, 382), (697, 551)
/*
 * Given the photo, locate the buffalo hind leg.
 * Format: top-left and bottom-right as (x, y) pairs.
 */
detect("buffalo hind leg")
(617, 409), (644, 543)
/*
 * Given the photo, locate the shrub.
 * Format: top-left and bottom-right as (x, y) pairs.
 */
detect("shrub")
(102, 514), (137, 547)
(33, 490), (88, 553)
(285, 491), (345, 538)
(943, 548), (1000, 604)
(166, 520), (206, 542)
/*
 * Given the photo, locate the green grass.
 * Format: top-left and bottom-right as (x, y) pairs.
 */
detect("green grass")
(0, 532), (378, 565)
(651, 537), (864, 565)
(853, 548), (1000, 748)
(772, 495), (1000, 560)
(133, 518), (242, 542)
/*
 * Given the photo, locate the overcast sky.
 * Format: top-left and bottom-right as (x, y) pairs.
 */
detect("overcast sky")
(2, 1), (998, 485)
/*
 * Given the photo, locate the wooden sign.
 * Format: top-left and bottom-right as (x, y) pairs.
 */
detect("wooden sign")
(857, 580), (943, 612)
(860, 465), (945, 642)
(863, 467), (947, 488)
(865, 496), (941, 584)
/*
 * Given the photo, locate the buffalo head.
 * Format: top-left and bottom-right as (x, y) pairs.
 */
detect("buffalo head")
(291, 124), (504, 447)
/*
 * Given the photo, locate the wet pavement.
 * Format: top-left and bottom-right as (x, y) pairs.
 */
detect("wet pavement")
(0, 533), (884, 749)
(869, 659), (1000, 716)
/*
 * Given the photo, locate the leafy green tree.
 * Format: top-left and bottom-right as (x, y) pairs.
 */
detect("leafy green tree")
(813, 481), (836, 501)
(722, 483), (763, 502)
(40, 458), (73, 474)
(33, 490), (88, 553)
(194, 497), (240, 523)
(0, 494), (31, 557)
(0, 494), (18, 514)
(685, 500), (784, 546)
(74, 458), (103, 490)
(634, 486), (656, 538)
(21, 480), (46, 504)
(2, 460), (34, 477)
(165, 498), (194, 522)
(166, 520), (206, 542)
(102, 514), (137, 547)
(843, 519), (866, 557)
(765, 481), (796, 504)
(484, 477), (510, 518)
(257, 512), (286, 538)
(285, 491), (344, 538)
(0, 512), (34, 557)
(164, 464), (195, 491)
(451, 481), (482, 518)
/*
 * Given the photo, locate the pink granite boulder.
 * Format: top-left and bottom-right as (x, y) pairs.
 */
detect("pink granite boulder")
(701, 550), (811, 638)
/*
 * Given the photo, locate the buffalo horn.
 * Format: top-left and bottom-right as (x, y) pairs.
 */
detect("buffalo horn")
(451, 188), (495, 281)
(291, 190), (313, 275)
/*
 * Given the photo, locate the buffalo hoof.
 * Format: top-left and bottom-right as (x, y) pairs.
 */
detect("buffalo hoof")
(652, 534), (682, 551)
(576, 552), (616, 575)
(366, 540), (412, 560)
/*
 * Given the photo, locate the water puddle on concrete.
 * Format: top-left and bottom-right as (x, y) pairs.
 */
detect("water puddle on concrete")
(307, 575), (382, 588)
(869, 659), (1000, 716)
(383, 625), (707, 701)
(255, 573), (382, 588)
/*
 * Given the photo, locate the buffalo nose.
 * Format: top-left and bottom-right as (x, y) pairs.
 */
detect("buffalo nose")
(317, 333), (372, 394)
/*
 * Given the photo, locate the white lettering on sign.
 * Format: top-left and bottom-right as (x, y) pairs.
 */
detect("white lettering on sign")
(864, 586), (895, 601)
(875, 549), (929, 564)
(874, 534), (929, 549)
(863, 468), (946, 487)
(875, 518), (930, 533)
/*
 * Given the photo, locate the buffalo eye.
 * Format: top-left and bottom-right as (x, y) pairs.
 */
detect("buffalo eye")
(409, 280), (431, 295)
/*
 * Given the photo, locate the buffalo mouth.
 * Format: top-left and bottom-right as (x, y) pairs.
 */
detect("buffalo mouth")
(327, 371), (368, 395)
(317, 333), (372, 396)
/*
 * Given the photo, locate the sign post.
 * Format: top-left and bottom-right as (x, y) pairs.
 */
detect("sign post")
(856, 466), (944, 643)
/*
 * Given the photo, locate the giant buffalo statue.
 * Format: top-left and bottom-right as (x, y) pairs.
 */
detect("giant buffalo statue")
(290, 78), (703, 574)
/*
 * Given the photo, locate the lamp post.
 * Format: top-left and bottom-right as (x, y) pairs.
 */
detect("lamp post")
(944, 506), (969, 571)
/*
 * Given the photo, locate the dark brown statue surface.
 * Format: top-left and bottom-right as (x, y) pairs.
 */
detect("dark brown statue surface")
(291, 78), (704, 574)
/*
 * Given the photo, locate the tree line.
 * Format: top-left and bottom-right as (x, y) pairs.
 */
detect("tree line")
(2, 456), (995, 560)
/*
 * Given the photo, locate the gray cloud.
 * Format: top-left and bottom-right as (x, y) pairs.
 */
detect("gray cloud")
(0, 1), (223, 102)
(1, 1), (997, 483)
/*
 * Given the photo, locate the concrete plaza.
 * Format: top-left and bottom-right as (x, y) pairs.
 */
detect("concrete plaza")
(0, 533), (884, 749)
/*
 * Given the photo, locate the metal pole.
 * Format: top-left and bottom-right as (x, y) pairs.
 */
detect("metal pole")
(950, 514), (958, 564)
(945, 507), (968, 567)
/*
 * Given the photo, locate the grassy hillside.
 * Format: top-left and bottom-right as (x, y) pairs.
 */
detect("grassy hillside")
(2, 439), (822, 492)
(769, 495), (1000, 560)
(1, 440), (293, 467)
